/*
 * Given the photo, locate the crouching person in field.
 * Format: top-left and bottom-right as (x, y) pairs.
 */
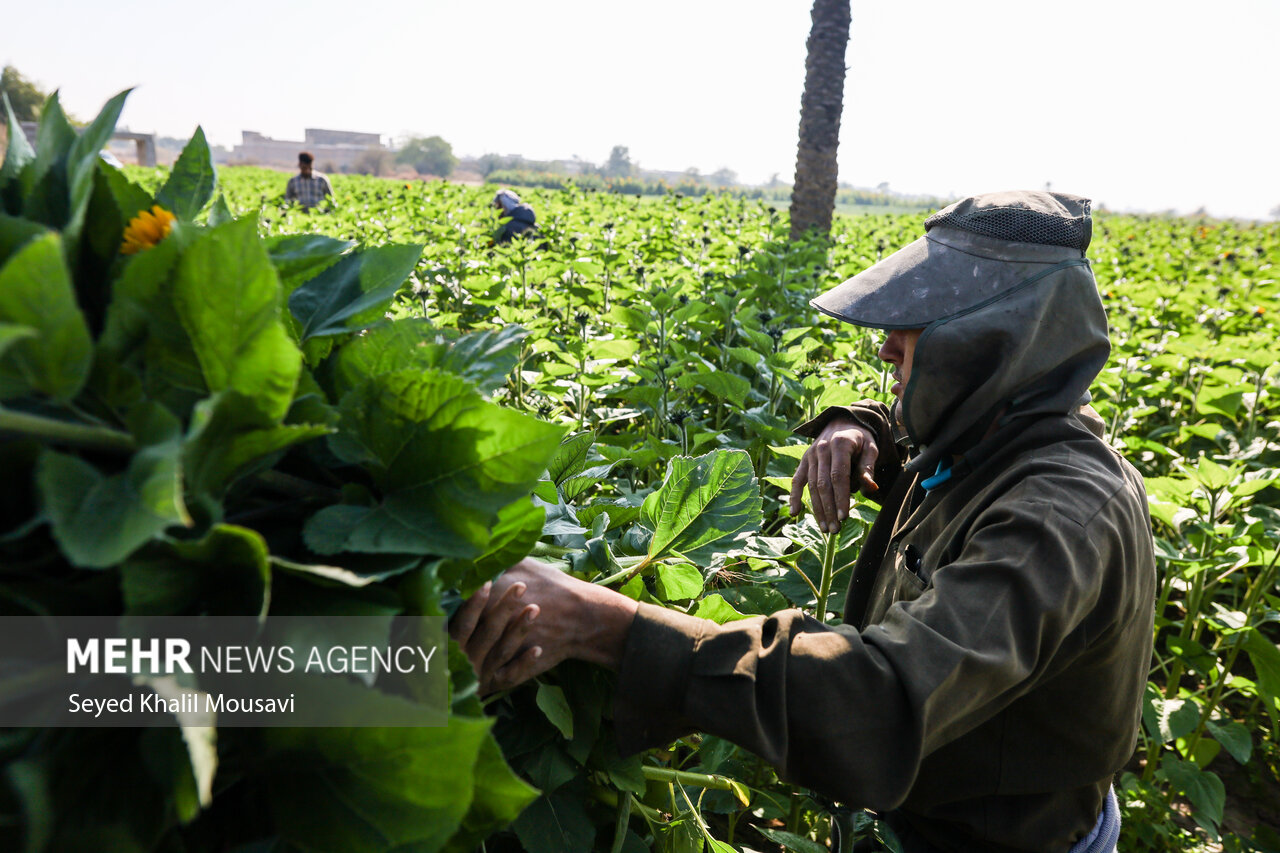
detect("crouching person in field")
(452, 191), (1156, 853)
(491, 188), (537, 245)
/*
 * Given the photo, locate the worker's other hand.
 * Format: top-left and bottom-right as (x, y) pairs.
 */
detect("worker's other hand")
(448, 558), (639, 694)
(789, 416), (879, 533)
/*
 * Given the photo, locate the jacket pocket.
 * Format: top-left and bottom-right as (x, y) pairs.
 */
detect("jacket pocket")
(864, 542), (928, 626)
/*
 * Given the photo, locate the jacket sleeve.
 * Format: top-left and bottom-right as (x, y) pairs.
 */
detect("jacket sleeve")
(793, 401), (904, 503)
(614, 495), (1117, 810)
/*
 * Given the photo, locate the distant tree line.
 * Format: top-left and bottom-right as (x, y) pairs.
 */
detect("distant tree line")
(1, 66), (52, 123)
(484, 167), (946, 210)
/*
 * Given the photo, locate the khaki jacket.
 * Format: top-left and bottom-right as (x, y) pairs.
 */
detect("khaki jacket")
(614, 400), (1155, 852)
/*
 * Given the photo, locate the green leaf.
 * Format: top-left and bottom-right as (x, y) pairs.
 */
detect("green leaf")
(207, 194), (232, 226)
(512, 783), (597, 853)
(536, 683), (574, 740)
(132, 678), (217, 812)
(183, 390), (331, 504)
(691, 594), (752, 624)
(172, 216), (301, 424)
(265, 714), (494, 853)
(1244, 630), (1280, 730)
(156, 127), (216, 220)
(1165, 636), (1218, 681)
(1232, 476), (1278, 499)
(1195, 386), (1244, 419)
(36, 405), (189, 569)
(518, 743), (580, 795)
(560, 462), (616, 503)
(0, 93), (36, 194)
(121, 524), (271, 620)
(1160, 755), (1224, 837)
(66, 88), (130, 221)
(640, 449), (762, 566)
(586, 338), (639, 360)
(265, 232), (355, 294)
(718, 584), (791, 616)
(1142, 687), (1201, 744)
(22, 92), (76, 215)
(756, 828), (826, 853)
(654, 563), (704, 601)
(328, 318), (438, 395)
(288, 242), (422, 340)
(0, 213), (48, 268)
(442, 734), (539, 853)
(330, 322), (524, 398)
(604, 753), (647, 796)
(436, 325), (526, 392)
(96, 225), (208, 414)
(548, 432), (595, 486)
(1186, 455), (1233, 493)
(438, 498), (546, 596)
(1189, 737), (1221, 769)
(306, 370), (563, 558)
(1204, 718), (1252, 765)
(675, 370), (751, 405)
(0, 323), (36, 359)
(99, 160), (153, 224)
(0, 232), (92, 401)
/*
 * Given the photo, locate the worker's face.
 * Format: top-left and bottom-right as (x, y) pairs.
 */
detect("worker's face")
(299, 161), (313, 178)
(878, 328), (924, 398)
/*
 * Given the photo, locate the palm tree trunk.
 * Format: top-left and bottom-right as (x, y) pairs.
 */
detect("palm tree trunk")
(789, 0), (851, 242)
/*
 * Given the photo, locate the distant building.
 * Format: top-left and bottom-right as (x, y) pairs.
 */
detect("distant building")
(231, 128), (388, 171)
(18, 121), (156, 166)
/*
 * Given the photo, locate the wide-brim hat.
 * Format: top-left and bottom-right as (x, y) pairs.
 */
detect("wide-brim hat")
(811, 191), (1094, 329)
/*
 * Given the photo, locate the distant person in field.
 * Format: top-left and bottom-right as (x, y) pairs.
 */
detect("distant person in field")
(491, 189), (537, 244)
(285, 151), (333, 210)
(454, 191), (1156, 853)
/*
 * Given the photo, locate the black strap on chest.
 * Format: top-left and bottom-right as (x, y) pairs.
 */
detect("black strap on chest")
(843, 469), (919, 630)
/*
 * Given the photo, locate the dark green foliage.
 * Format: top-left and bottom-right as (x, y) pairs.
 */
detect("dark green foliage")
(0, 92), (552, 852)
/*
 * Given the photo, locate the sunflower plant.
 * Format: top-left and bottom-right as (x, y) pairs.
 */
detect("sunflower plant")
(0, 91), (565, 852)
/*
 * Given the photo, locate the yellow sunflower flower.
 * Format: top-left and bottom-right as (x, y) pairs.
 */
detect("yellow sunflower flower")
(120, 205), (177, 255)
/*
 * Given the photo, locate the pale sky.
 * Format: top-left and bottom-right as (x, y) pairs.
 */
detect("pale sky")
(6, 0), (1278, 219)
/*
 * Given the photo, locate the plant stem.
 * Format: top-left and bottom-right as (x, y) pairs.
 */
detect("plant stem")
(1182, 541), (1280, 758)
(675, 776), (719, 848)
(1245, 368), (1266, 447)
(641, 765), (736, 793)
(815, 530), (839, 623)
(590, 785), (664, 824)
(610, 792), (632, 853)
(595, 555), (651, 586)
(0, 408), (135, 453)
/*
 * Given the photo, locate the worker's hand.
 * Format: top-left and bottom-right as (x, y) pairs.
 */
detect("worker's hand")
(789, 416), (879, 533)
(449, 558), (639, 694)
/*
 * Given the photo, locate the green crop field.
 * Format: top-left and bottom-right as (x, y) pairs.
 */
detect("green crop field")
(1, 96), (1278, 853)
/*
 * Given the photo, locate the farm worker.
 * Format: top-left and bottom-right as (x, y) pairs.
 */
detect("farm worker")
(491, 188), (537, 244)
(285, 151), (333, 210)
(452, 191), (1156, 853)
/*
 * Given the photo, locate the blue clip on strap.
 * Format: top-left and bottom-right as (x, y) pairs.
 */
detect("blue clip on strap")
(920, 459), (953, 491)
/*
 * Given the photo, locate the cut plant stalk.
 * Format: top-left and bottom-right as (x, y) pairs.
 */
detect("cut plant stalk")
(815, 529), (840, 624)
